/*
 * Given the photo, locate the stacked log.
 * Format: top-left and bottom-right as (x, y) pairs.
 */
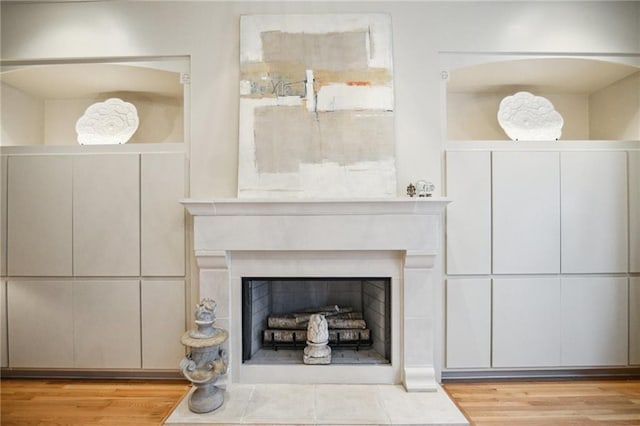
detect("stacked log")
(263, 305), (370, 345)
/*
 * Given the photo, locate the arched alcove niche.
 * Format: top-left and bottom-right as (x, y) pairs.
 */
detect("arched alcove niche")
(442, 55), (639, 142)
(1, 57), (188, 146)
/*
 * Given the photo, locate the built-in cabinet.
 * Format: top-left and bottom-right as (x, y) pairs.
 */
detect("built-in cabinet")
(493, 277), (562, 368)
(1, 149), (186, 371)
(8, 155), (73, 276)
(445, 151), (491, 275)
(141, 154), (186, 277)
(445, 147), (638, 372)
(561, 151), (628, 274)
(73, 155), (141, 276)
(445, 278), (491, 368)
(6, 152), (185, 278)
(0, 59), (189, 373)
(631, 278), (640, 365)
(1, 155), (7, 277)
(141, 280), (187, 369)
(8, 281), (74, 368)
(1, 281), (7, 368)
(492, 152), (560, 274)
(630, 152), (640, 274)
(73, 280), (141, 368)
(561, 277), (628, 367)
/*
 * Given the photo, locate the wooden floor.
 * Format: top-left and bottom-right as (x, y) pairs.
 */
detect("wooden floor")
(0, 378), (639, 425)
(0, 378), (190, 425)
(443, 379), (640, 425)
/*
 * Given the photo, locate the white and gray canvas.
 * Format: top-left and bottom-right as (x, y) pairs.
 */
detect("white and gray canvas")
(238, 14), (396, 198)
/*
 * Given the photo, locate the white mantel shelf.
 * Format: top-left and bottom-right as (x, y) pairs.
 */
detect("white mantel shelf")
(181, 197), (451, 216)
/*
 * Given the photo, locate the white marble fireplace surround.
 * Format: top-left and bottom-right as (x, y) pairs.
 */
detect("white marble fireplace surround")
(181, 198), (450, 393)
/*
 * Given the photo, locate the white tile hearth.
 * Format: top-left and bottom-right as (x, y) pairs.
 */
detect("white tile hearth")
(243, 385), (316, 424)
(164, 383), (468, 425)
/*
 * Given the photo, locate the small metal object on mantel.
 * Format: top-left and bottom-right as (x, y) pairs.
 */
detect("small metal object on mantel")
(179, 299), (228, 414)
(406, 183), (417, 197)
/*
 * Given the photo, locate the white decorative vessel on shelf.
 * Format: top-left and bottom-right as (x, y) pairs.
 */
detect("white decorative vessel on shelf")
(75, 98), (139, 145)
(497, 91), (564, 141)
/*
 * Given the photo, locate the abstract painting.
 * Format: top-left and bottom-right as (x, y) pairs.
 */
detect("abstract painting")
(238, 14), (396, 198)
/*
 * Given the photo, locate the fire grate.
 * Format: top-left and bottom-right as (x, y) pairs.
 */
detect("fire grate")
(262, 329), (373, 351)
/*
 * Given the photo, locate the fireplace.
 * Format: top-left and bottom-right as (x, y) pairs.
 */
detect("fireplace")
(242, 277), (391, 365)
(181, 198), (449, 391)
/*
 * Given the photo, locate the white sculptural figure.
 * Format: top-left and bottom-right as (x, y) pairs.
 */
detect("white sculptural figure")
(303, 314), (331, 364)
(307, 313), (329, 343)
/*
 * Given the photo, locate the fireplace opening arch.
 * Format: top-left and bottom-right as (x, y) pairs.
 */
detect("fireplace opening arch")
(242, 277), (392, 365)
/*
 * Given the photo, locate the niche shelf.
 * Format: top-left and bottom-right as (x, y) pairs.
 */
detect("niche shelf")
(444, 55), (640, 142)
(0, 57), (188, 147)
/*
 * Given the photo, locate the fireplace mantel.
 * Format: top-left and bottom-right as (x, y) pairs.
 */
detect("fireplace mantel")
(181, 198), (450, 216)
(181, 198), (450, 392)
(182, 198), (450, 254)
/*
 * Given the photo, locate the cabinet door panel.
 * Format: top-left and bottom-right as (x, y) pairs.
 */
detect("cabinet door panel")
(446, 278), (491, 368)
(561, 151), (628, 273)
(493, 278), (561, 367)
(1, 156), (7, 276)
(7, 280), (74, 368)
(8, 155), (72, 276)
(73, 280), (141, 368)
(493, 151), (560, 274)
(1, 281), (7, 368)
(629, 277), (639, 365)
(141, 153), (185, 276)
(445, 151), (491, 275)
(630, 151), (640, 273)
(73, 154), (140, 276)
(142, 280), (185, 369)
(561, 277), (628, 366)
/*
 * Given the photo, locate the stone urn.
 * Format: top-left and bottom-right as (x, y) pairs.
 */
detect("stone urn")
(180, 298), (229, 413)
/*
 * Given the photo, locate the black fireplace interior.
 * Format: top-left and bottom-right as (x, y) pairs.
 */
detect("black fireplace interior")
(242, 277), (391, 364)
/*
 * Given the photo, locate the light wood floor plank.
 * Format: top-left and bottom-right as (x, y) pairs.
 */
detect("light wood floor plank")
(443, 379), (640, 425)
(1, 379), (190, 425)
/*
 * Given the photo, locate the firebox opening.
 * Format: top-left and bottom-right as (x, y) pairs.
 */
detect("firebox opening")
(242, 277), (391, 365)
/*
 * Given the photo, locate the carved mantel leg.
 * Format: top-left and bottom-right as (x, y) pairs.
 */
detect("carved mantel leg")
(195, 250), (230, 386)
(403, 250), (437, 392)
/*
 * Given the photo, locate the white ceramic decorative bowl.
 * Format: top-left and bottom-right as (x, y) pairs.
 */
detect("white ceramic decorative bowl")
(76, 98), (139, 145)
(497, 91), (563, 141)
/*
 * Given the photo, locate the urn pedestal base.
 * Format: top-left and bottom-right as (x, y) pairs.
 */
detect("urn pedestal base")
(188, 384), (225, 414)
(303, 341), (332, 364)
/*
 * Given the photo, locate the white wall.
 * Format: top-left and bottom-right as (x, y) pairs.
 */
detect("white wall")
(0, 82), (44, 146)
(1, 1), (638, 196)
(590, 71), (640, 140)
